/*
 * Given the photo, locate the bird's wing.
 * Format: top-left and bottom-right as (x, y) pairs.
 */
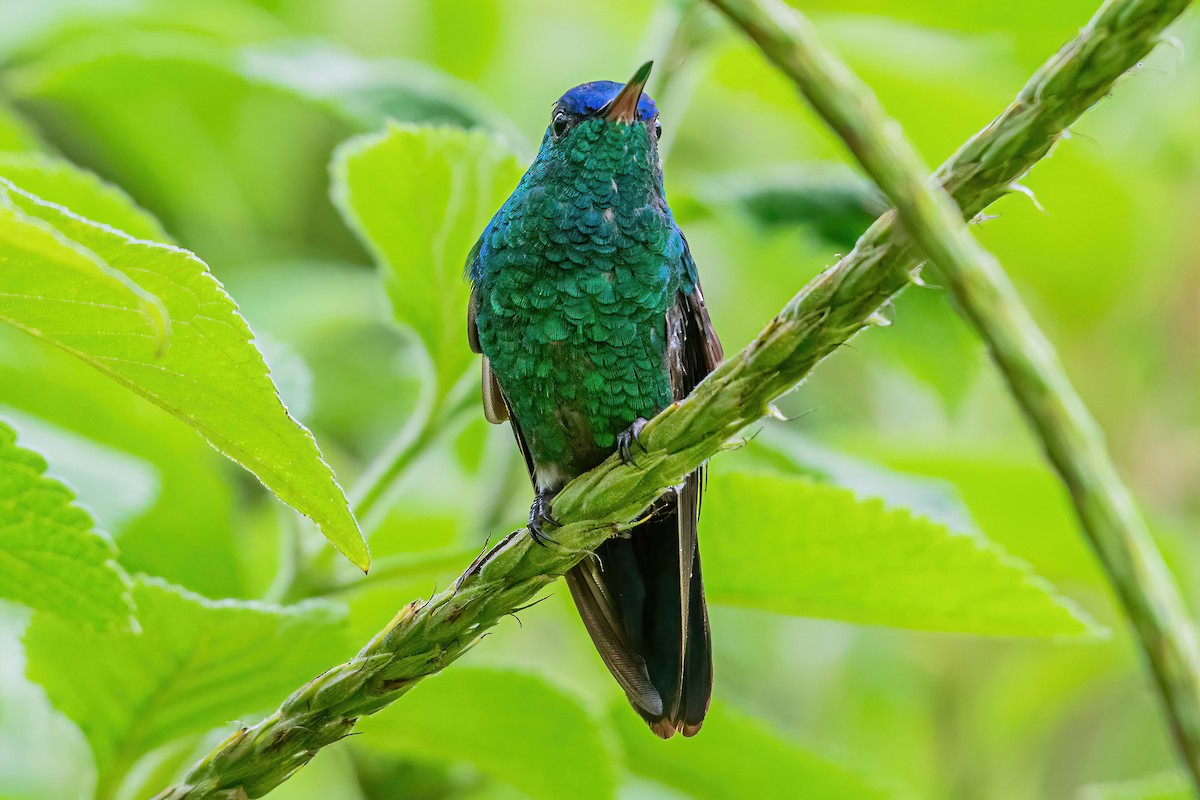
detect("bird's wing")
(674, 237), (725, 384)
(467, 280), (537, 481)
(566, 233), (723, 737)
(468, 284), (509, 424)
(466, 230), (510, 425)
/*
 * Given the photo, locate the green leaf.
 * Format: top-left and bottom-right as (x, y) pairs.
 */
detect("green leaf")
(0, 152), (168, 241)
(240, 41), (520, 139)
(8, 33), (520, 265)
(691, 165), (886, 249)
(613, 701), (894, 799)
(738, 424), (977, 533)
(8, 32), (358, 264)
(701, 472), (1099, 636)
(332, 123), (523, 397)
(357, 667), (617, 800)
(24, 577), (349, 792)
(0, 419), (130, 628)
(0, 180), (369, 570)
(864, 443), (1103, 584)
(0, 329), (242, 598)
(0, 408), (158, 533)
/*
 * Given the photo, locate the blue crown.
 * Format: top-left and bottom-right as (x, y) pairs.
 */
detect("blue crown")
(556, 81), (659, 120)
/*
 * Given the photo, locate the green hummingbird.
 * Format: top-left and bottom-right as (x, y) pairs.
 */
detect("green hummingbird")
(467, 62), (723, 738)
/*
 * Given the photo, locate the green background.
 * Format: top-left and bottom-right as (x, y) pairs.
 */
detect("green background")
(0, 0), (1198, 798)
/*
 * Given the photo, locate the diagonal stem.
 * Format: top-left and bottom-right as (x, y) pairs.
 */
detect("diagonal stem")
(708, 0), (1200, 788)
(159, 0), (1192, 795)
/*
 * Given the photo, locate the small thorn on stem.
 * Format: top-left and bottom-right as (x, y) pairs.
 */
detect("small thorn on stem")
(867, 310), (892, 328)
(1008, 181), (1047, 214)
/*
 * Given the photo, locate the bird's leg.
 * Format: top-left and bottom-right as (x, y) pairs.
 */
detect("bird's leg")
(616, 417), (650, 468)
(527, 490), (560, 546)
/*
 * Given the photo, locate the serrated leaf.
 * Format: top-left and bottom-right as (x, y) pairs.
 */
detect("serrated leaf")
(332, 123), (523, 397)
(613, 701), (894, 799)
(743, 424), (977, 533)
(0, 409), (158, 533)
(701, 472), (1099, 636)
(219, 261), (426, 460)
(0, 419), (130, 628)
(0, 152), (168, 241)
(0, 330), (242, 598)
(24, 577), (349, 790)
(358, 667), (618, 800)
(864, 443), (1103, 584)
(0, 180), (369, 569)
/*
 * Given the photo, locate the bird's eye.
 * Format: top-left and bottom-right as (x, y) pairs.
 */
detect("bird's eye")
(654, 120), (663, 138)
(551, 112), (571, 139)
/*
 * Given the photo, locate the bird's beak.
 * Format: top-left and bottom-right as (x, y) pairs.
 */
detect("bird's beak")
(601, 61), (653, 124)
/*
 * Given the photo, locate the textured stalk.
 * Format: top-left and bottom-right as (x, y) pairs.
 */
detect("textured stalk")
(159, 0), (1190, 795)
(709, 0), (1200, 787)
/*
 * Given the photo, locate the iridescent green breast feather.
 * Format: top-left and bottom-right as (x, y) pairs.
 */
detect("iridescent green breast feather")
(471, 119), (683, 472)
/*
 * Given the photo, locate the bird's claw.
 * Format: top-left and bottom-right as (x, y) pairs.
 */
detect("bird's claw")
(617, 417), (649, 467)
(528, 492), (560, 546)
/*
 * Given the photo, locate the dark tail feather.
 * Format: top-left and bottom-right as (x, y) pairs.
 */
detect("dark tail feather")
(566, 472), (712, 738)
(678, 542), (711, 737)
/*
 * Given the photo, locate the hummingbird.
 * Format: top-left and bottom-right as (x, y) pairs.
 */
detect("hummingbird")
(466, 62), (723, 738)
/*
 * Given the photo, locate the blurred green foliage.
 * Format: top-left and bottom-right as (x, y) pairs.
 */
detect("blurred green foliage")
(0, 1), (1197, 799)
(332, 124), (524, 402)
(24, 579), (350, 798)
(0, 421), (129, 629)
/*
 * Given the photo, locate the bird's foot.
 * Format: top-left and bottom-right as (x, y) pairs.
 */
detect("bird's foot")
(527, 491), (560, 547)
(616, 417), (650, 467)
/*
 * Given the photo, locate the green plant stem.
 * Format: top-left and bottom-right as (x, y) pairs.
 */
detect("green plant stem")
(158, 0), (1190, 794)
(650, 0), (720, 160)
(283, 372), (475, 601)
(349, 392), (466, 524)
(305, 548), (481, 599)
(708, 0), (1200, 787)
(274, 396), (464, 603)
